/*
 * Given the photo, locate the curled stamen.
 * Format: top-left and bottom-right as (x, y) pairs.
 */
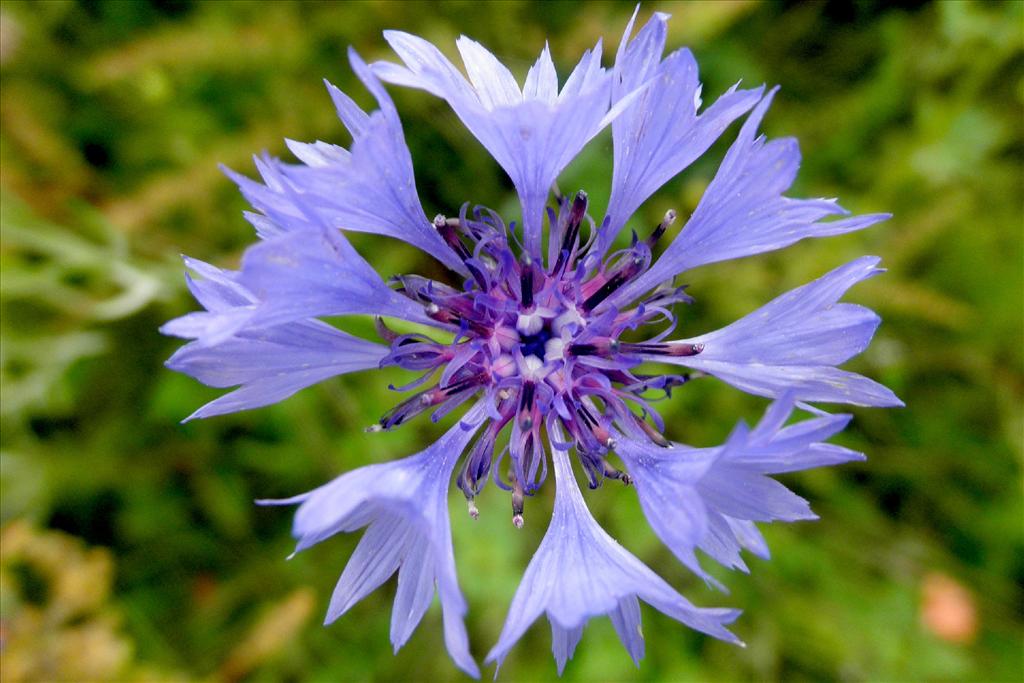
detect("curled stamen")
(392, 274), (459, 302)
(385, 338), (454, 370)
(623, 373), (692, 400)
(374, 316), (400, 343)
(601, 457), (632, 485)
(373, 369), (489, 432)
(577, 449), (605, 489)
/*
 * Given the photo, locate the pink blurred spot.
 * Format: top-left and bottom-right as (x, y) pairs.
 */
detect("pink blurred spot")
(921, 572), (978, 644)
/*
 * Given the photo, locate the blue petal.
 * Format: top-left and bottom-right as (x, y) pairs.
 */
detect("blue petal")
(699, 515), (769, 570)
(739, 396), (865, 473)
(164, 226), (441, 348)
(223, 50), (464, 273)
(612, 7), (669, 98)
(608, 596), (645, 667)
(327, 511), (410, 623)
(655, 257), (904, 406)
(613, 438), (721, 587)
(456, 36), (525, 108)
(215, 228), (438, 345)
(698, 463), (816, 523)
(595, 13), (761, 257)
(523, 43), (559, 102)
(390, 532), (436, 650)
(486, 443), (740, 672)
(613, 90), (890, 306)
(179, 256), (252, 310)
(160, 258), (254, 340)
(259, 408), (485, 678)
(375, 31), (614, 259)
(160, 255), (416, 417)
(619, 398), (870, 581)
(550, 621), (584, 676)
(160, 307), (255, 342)
(166, 319), (387, 420)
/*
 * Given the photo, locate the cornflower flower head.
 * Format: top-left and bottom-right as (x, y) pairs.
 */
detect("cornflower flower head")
(163, 8), (901, 677)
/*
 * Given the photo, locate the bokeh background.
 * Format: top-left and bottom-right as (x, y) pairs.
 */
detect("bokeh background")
(1, 1), (1022, 681)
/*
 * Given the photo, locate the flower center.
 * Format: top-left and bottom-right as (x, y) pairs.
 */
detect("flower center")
(518, 326), (551, 360)
(370, 191), (698, 524)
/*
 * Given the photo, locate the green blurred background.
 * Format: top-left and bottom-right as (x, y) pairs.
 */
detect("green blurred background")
(1, 1), (1021, 681)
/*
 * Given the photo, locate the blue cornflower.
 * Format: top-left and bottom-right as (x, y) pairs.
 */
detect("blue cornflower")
(162, 9), (901, 677)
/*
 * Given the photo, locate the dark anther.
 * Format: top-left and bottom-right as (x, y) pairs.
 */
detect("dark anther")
(569, 189), (588, 225)
(575, 404), (612, 450)
(567, 339), (617, 358)
(579, 452), (603, 489)
(511, 477), (525, 528)
(423, 301), (492, 338)
(441, 371), (487, 397)
(423, 302), (460, 328)
(434, 214), (471, 261)
(633, 415), (670, 447)
(372, 391), (433, 431)
(436, 214), (489, 289)
(593, 425), (614, 449)
(576, 403), (598, 429)
(601, 458), (631, 485)
(519, 253), (534, 308)
(552, 190), (588, 276)
(618, 342), (704, 357)
(567, 342), (598, 356)
(518, 381), (536, 427)
(665, 342), (705, 357)
(581, 256), (645, 312)
(646, 209), (677, 248)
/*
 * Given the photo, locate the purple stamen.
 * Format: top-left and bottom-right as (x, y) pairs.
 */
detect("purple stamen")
(646, 209), (677, 248)
(551, 190), (588, 276)
(368, 196), (713, 528)
(619, 342), (705, 357)
(519, 253), (535, 309)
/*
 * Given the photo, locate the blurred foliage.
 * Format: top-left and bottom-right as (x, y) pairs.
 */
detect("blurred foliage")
(1, 520), (170, 681)
(0, 0), (1021, 681)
